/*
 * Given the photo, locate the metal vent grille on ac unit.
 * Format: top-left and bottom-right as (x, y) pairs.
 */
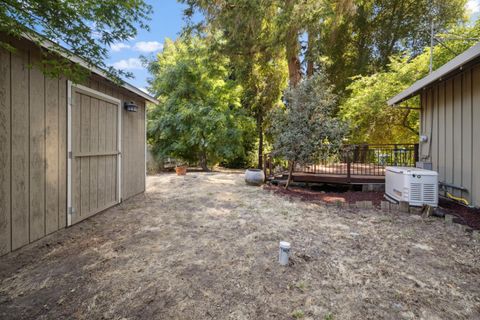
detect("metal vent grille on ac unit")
(423, 184), (437, 203)
(410, 183), (422, 202)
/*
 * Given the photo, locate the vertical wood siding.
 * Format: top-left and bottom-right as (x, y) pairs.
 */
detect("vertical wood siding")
(58, 77), (67, 229)
(0, 43), (68, 253)
(453, 75), (462, 198)
(70, 89), (120, 224)
(90, 76), (146, 200)
(11, 44), (30, 251)
(0, 40), (147, 255)
(472, 67), (480, 206)
(46, 76), (60, 234)
(462, 70), (473, 205)
(29, 51), (46, 242)
(0, 47), (11, 256)
(420, 65), (480, 206)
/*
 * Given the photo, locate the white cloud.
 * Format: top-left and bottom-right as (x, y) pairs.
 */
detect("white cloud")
(111, 43), (131, 52)
(133, 41), (163, 53)
(467, 0), (480, 13)
(111, 58), (143, 70)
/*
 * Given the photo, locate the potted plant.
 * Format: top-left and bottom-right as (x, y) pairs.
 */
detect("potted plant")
(175, 162), (187, 176)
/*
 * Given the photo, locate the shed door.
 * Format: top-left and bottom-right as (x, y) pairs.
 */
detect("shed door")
(68, 83), (121, 226)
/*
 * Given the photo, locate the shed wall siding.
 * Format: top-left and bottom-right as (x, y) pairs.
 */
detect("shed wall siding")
(87, 76), (146, 200)
(0, 40), (147, 255)
(420, 66), (480, 206)
(0, 46), (11, 255)
(0, 44), (68, 254)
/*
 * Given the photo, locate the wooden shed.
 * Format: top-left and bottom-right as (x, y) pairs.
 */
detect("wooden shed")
(388, 43), (480, 207)
(0, 34), (158, 255)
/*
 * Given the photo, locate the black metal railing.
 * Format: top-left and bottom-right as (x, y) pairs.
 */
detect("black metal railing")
(265, 144), (419, 179)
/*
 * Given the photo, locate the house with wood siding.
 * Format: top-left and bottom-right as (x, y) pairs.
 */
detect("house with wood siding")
(388, 42), (480, 207)
(0, 33), (158, 255)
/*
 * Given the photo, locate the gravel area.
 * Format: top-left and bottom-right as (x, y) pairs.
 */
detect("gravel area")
(0, 172), (479, 319)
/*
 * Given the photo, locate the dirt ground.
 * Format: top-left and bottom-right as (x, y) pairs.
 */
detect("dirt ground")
(0, 172), (479, 320)
(264, 184), (385, 206)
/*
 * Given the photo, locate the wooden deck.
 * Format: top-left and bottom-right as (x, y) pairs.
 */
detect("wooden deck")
(292, 172), (385, 184)
(268, 164), (387, 185)
(264, 144), (419, 186)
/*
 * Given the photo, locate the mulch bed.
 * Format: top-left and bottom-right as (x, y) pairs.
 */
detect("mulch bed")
(264, 184), (480, 230)
(439, 198), (480, 229)
(263, 184), (385, 206)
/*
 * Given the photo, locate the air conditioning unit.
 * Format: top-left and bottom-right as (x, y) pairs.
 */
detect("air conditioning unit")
(385, 166), (438, 207)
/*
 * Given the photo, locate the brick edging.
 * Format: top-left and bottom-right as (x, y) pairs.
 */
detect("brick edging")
(327, 199), (477, 239)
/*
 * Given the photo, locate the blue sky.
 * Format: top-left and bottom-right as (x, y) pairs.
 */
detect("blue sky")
(107, 0), (189, 94)
(108, 0), (480, 95)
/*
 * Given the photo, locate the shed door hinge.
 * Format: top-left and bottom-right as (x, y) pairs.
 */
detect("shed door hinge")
(68, 151), (73, 159)
(68, 207), (76, 215)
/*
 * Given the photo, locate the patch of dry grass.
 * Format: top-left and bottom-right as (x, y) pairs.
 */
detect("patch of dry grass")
(0, 172), (479, 319)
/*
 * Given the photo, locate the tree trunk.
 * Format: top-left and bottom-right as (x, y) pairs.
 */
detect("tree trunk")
(306, 29), (315, 77)
(285, 160), (295, 189)
(285, 0), (302, 87)
(257, 111), (263, 169)
(199, 151), (209, 171)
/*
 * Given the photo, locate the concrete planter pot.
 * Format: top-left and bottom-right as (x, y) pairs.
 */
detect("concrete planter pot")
(245, 169), (265, 186)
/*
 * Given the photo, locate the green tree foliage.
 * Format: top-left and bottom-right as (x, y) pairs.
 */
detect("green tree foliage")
(181, 0), (288, 168)
(0, 0), (152, 81)
(315, 0), (467, 93)
(183, 0), (466, 93)
(180, 0), (467, 153)
(340, 23), (480, 144)
(147, 37), (255, 170)
(270, 71), (347, 188)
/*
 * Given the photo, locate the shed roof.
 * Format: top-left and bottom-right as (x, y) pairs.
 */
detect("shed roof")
(388, 42), (480, 106)
(22, 32), (158, 104)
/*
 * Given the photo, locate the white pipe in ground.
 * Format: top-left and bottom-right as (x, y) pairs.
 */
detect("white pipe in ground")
(279, 241), (291, 266)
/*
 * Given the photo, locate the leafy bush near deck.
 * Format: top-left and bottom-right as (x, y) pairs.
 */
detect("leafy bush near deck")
(269, 71), (347, 187)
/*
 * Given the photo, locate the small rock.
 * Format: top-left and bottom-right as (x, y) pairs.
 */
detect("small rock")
(413, 243), (432, 251)
(364, 201), (373, 209)
(401, 311), (415, 319)
(356, 201), (365, 209)
(472, 230), (480, 240)
(445, 214), (454, 224)
(381, 201), (390, 211)
(392, 302), (403, 310)
(399, 201), (410, 213)
(305, 297), (313, 307)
